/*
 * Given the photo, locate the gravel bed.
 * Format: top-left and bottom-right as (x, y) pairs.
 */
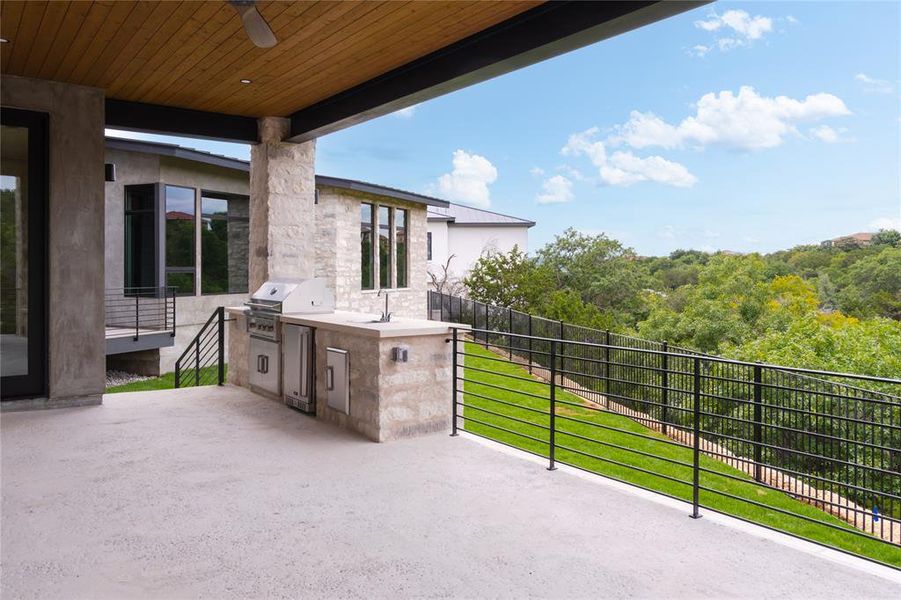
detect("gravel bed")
(106, 370), (154, 388)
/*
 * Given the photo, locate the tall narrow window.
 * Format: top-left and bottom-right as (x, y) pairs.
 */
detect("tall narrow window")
(361, 203), (374, 290)
(165, 185), (195, 295)
(427, 231), (433, 261)
(201, 192), (249, 294)
(124, 184), (157, 291)
(378, 206), (392, 289)
(396, 208), (408, 288)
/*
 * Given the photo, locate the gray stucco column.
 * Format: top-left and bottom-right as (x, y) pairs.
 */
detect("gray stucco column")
(249, 117), (317, 290)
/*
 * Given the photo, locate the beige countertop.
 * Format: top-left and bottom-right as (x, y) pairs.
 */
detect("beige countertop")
(226, 307), (468, 339)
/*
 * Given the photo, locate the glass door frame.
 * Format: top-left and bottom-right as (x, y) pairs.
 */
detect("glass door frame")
(1, 107), (48, 400)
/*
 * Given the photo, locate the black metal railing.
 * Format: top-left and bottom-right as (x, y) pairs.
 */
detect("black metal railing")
(174, 307), (225, 388)
(433, 292), (901, 563)
(105, 286), (176, 341)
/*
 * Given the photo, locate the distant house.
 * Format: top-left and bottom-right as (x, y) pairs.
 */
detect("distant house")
(426, 203), (535, 288)
(823, 232), (874, 248)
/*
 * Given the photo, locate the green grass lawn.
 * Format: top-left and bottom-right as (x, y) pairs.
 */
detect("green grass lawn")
(106, 364), (226, 393)
(461, 342), (901, 567)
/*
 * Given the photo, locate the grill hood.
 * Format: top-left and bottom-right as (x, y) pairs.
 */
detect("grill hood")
(246, 278), (335, 315)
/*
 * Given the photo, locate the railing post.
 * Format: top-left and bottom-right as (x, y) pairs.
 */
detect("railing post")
(548, 339), (557, 471)
(451, 327), (459, 437)
(163, 287), (168, 332)
(195, 338), (200, 386)
(753, 363), (763, 482)
(661, 341), (669, 435)
(171, 288), (176, 337)
(217, 307), (225, 386)
(484, 302), (489, 347)
(175, 360), (181, 388)
(691, 356), (702, 519)
(133, 294), (140, 341)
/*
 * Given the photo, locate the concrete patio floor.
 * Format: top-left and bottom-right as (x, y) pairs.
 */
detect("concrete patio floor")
(2, 385), (898, 599)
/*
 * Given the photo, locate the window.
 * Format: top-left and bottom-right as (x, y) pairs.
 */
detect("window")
(201, 192), (249, 294)
(378, 206), (391, 289)
(124, 184), (158, 291)
(361, 203), (374, 290)
(164, 185), (195, 295)
(427, 231), (432, 261)
(396, 208), (408, 288)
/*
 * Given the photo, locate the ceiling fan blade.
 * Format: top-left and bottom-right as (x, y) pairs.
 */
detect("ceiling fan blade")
(231, 1), (277, 48)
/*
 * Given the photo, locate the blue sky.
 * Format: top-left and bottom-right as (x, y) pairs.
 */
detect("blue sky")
(109, 2), (900, 257)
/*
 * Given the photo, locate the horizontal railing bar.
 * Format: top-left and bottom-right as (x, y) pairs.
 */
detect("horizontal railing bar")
(457, 414), (550, 446)
(457, 357), (550, 385)
(551, 408), (693, 452)
(555, 443), (694, 488)
(555, 424), (696, 470)
(454, 327), (901, 386)
(457, 402), (551, 431)
(461, 377), (551, 403)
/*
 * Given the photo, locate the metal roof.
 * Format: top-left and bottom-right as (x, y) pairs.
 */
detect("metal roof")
(104, 137), (448, 208)
(427, 203), (535, 228)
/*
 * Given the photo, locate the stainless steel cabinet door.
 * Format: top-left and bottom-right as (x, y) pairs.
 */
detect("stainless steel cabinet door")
(326, 347), (349, 414)
(282, 324), (312, 402)
(250, 337), (280, 396)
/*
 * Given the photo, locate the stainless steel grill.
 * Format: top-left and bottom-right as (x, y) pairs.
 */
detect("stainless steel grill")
(244, 278), (335, 341)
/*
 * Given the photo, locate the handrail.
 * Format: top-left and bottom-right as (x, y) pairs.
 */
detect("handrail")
(105, 286), (176, 340)
(174, 307), (225, 388)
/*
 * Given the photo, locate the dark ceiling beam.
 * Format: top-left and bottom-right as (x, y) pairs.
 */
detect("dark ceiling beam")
(105, 99), (258, 143)
(288, 1), (707, 142)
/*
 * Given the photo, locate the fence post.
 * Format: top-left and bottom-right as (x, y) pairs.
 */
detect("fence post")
(427, 290), (432, 320)
(451, 327), (459, 436)
(604, 330), (611, 398)
(509, 309), (514, 359)
(528, 314), (533, 375)
(439, 292), (445, 322)
(217, 307), (225, 385)
(753, 363), (763, 482)
(457, 295), (463, 324)
(133, 294), (140, 341)
(558, 321), (565, 385)
(691, 356), (702, 519)
(661, 341), (669, 435)
(484, 302), (489, 348)
(548, 339), (557, 471)
(175, 360), (181, 388)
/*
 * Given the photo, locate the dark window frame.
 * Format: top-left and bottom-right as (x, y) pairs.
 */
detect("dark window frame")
(427, 231), (433, 261)
(199, 190), (249, 296)
(164, 184), (196, 296)
(361, 202), (375, 290)
(395, 208), (408, 289)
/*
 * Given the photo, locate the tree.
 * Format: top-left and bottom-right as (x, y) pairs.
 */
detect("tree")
(464, 246), (551, 311)
(427, 254), (466, 296)
(871, 229), (901, 248)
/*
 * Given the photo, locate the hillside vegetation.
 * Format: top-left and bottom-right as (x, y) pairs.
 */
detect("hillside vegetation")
(464, 228), (901, 379)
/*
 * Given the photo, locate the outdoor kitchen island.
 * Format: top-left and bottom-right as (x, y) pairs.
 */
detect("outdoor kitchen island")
(226, 306), (465, 442)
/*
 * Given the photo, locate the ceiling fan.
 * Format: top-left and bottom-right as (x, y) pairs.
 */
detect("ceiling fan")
(230, 1), (278, 48)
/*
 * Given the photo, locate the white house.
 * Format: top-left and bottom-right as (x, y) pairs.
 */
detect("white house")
(426, 203), (534, 286)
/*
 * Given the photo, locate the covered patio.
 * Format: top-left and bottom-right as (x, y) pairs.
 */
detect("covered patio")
(2, 386), (897, 598)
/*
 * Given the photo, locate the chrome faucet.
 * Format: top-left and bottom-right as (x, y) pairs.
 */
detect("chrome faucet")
(377, 289), (392, 322)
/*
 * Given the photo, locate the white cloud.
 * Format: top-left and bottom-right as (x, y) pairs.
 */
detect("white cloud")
(393, 105), (418, 118)
(692, 9), (777, 56)
(609, 87), (851, 151)
(429, 150), (497, 208)
(659, 225), (676, 239)
(809, 125), (840, 143)
(563, 128), (697, 188)
(556, 164), (587, 181)
(535, 175), (573, 204)
(695, 10), (773, 40)
(870, 216), (901, 231)
(854, 73), (894, 94)
(529, 167), (545, 177)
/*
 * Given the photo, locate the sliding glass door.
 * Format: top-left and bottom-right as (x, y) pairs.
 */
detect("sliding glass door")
(1, 108), (47, 400)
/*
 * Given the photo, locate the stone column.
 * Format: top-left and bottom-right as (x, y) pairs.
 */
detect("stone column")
(249, 117), (317, 290)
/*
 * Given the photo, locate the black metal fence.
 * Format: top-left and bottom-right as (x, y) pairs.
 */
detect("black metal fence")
(105, 286), (176, 340)
(174, 307), (225, 388)
(432, 292), (901, 560)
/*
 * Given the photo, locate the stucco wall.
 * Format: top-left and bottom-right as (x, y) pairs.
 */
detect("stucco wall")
(442, 225), (530, 280)
(316, 187), (429, 319)
(1, 75), (106, 405)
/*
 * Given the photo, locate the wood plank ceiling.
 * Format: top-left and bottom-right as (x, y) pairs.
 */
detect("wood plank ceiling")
(1, 0), (542, 118)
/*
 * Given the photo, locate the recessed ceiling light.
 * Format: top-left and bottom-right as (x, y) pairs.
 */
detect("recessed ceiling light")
(240, 79), (252, 84)
(0, 38), (9, 44)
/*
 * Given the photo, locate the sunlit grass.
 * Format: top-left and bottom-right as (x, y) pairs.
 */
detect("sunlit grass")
(461, 342), (901, 567)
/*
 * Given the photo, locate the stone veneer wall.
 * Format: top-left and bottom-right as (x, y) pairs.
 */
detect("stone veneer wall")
(313, 328), (452, 442)
(315, 186), (429, 319)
